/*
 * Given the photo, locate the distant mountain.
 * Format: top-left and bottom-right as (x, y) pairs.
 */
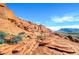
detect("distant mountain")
(57, 28), (79, 39)
(58, 28), (79, 33)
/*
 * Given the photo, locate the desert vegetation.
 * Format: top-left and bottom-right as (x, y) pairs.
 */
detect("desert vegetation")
(0, 31), (24, 44)
(0, 32), (7, 44)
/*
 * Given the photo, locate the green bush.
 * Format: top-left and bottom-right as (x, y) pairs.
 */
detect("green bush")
(7, 35), (22, 44)
(0, 32), (7, 44)
(0, 32), (23, 44)
(0, 32), (7, 39)
(0, 38), (5, 44)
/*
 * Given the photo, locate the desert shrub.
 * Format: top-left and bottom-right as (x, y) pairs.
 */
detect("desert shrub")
(0, 38), (5, 44)
(0, 32), (7, 44)
(7, 35), (22, 44)
(0, 32), (23, 44)
(5, 40), (11, 44)
(0, 32), (7, 39)
(37, 35), (43, 40)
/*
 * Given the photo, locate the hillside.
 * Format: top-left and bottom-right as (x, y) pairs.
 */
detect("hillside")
(0, 3), (79, 55)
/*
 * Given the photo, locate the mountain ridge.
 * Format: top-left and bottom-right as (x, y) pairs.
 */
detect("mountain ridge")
(58, 28), (79, 33)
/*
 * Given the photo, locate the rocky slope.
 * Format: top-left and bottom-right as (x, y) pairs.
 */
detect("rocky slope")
(0, 3), (79, 55)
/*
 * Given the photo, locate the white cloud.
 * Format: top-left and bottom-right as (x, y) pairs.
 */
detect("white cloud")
(51, 15), (79, 23)
(47, 25), (79, 31)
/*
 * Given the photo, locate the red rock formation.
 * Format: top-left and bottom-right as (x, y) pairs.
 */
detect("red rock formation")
(0, 3), (79, 55)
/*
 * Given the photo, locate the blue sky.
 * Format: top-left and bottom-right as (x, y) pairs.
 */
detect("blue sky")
(5, 3), (79, 30)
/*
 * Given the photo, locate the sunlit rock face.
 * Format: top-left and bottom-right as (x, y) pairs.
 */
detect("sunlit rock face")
(0, 3), (15, 19)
